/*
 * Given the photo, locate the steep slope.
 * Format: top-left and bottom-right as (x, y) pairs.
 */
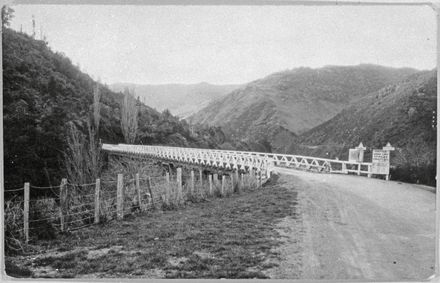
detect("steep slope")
(110, 82), (240, 118)
(294, 70), (436, 185)
(2, 28), (225, 187)
(189, 65), (418, 150)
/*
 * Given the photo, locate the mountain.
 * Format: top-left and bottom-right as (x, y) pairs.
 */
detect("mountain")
(109, 82), (240, 118)
(292, 70), (436, 185)
(2, 28), (226, 188)
(188, 65), (418, 151)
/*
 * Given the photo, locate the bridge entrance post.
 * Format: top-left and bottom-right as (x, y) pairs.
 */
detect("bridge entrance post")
(342, 162), (347, 174)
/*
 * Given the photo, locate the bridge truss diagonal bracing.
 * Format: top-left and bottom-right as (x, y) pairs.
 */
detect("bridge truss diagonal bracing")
(102, 144), (374, 178)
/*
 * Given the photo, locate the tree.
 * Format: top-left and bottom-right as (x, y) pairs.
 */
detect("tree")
(64, 82), (102, 185)
(1, 5), (14, 28)
(92, 82), (101, 131)
(121, 88), (138, 144)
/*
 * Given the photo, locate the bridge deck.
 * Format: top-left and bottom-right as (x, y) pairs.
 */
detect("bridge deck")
(102, 143), (375, 177)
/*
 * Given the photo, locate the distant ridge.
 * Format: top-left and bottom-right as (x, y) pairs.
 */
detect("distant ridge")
(189, 64), (418, 151)
(110, 82), (240, 118)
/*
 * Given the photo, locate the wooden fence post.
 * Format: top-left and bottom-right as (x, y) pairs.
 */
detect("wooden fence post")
(214, 173), (218, 192)
(146, 176), (155, 209)
(145, 176), (154, 209)
(24, 182), (29, 243)
(177, 168), (183, 202)
(258, 169), (262, 188)
(235, 170), (240, 193)
(117, 174), (123, 220)
(208, 174), (213, 196)
(357, 164), (361, 176)
(199, 169), (203, 186)
(94, 178), (100, 224)
(221, 175), (226, 196)
(59, 178), (67, 232)
(199, 168), (203, 196)
(250, 169), (255, 188)
(190, 170), (195, 196)
(230, 175), (234, 194)
(165, 172), (170, 205)
(135, 173), (142, 211)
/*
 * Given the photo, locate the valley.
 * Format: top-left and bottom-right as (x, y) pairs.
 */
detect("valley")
(110, 82), (240, 118)
(3, 4), (437, 281)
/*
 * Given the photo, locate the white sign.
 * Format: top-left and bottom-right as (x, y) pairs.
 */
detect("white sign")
(371, 149), (390, 175)
(349, 149), (360, 162)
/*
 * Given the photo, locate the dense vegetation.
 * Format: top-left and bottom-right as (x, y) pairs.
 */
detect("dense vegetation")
(189, 64), (436, 186)
(3, 28), (225, 188)
(3, 23), (436, 188)
(293, 70), (437, 185)
(189, 65), (417, 152)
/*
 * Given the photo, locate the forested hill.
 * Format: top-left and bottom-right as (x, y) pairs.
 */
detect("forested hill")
(3, 28), (225, 188)
(189, 65), (417, 152)
(292, 70), (437, 185)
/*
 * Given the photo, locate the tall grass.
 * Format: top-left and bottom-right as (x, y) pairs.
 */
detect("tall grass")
(4, 199), (25, 254)
(4, 155), (264, 255)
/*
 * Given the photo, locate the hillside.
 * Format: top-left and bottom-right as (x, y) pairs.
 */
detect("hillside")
(293, 70), (436, 185)
(189, 65), (418, 151)
(2, 28), (226, 188)
(110, 82), (239, 118)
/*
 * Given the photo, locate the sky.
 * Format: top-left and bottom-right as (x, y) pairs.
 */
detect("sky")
(9, 4), (437, 85)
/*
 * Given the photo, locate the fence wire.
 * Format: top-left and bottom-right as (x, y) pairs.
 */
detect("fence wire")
(5, 169), (262, 243)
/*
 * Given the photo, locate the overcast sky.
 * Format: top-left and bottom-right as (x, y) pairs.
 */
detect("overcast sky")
(9, 4), (436, 85)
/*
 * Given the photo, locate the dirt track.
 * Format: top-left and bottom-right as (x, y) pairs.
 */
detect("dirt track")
(267, 169), (436, 280)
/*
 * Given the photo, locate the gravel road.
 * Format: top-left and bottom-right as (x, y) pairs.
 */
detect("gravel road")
(267, 169), (435, 280)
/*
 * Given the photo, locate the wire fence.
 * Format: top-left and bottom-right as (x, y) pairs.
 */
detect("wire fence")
(4, 167), (267, 249)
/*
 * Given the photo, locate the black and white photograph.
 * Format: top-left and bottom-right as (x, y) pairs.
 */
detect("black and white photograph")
(1, 0), (439, 280)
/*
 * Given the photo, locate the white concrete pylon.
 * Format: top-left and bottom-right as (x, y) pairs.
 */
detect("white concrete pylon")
(383, 142), (395, 151)
(356, 142), (367, 150)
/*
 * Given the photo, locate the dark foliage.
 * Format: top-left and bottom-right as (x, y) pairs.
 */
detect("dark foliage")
(189, 64), (417, 152)
(295, 70), (437, 186)
(3, 28), (224, 188)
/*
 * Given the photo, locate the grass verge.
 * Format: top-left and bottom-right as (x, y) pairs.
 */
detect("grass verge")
(6, 175), (298, 279)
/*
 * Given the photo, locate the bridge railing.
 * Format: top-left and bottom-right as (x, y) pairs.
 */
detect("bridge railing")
(103, 143), (272, 171)
(102, 144), (373, 177)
